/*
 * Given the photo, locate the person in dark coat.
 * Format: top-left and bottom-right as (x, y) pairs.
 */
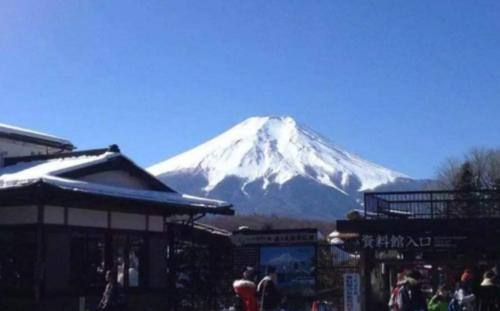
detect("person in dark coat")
(399, 270), (428, 311)
(257, 266), (281, 311)
(453, 269), (476, 311)
(97, 270), (126, 311)
(477, 270), (500, 311)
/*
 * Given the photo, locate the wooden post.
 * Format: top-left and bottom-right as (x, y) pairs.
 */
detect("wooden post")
(166, 223), (177, 311)
(34, 183), (45, 310)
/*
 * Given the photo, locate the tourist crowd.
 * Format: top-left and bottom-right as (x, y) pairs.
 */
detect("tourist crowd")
(388, 268), (500, 311)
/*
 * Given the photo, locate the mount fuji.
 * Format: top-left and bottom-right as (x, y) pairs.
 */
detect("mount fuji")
(148, 116), (419, 219)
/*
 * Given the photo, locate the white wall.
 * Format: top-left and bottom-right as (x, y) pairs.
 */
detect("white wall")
(111, 212), (146, 231)
(68, 208), (108, 228)
(148, 215), (164, 232)
(43, 205), (65, 224)
(0, 137), (63, 158)
(0, 204), (164, 232)
(0, 205), (38, 224)
(78, 170), (151, 190)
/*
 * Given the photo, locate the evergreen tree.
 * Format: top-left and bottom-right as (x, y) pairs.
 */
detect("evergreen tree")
(494, 178), (500, 215)
(453, 162), (479, 217)
(494, 178), (500, 191)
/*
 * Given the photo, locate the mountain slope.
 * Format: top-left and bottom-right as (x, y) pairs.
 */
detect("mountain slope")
(148, 116), (412, 219)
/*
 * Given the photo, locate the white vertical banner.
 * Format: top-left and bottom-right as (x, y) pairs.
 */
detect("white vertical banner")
(343, 273), (361, 311)
(78, 296), (85, 311)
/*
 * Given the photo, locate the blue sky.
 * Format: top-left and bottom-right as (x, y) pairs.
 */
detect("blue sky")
(1, 0), (499, 179)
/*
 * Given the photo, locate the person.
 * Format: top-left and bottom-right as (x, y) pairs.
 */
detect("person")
(257, 266), (281, 311)
(388, 272), (406, 311)
(233, 267), (258, 311)
(398, 270), (428, 311)
(452, 269), (476, 311)
(491, 266), (500, 286)
(97, 269), (126, 311)
(427, 285), (450, 311)
(476, 270), (499, 311)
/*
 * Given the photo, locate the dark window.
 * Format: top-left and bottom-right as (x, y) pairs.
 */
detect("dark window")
(0, 230), (36, 294)
(71, 231), (145, 291)
(113, 235), (127, 287)
(128, 236), (143, 287)
(71, 231), (106, 292)
(113, 235), (144, 288)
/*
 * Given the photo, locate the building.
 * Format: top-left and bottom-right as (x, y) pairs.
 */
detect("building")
(336, 190), (500, 311)
(0, 124), (234, 311)
(0, 123), (75, 158)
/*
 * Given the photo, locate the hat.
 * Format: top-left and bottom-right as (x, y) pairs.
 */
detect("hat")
(407, 270), (422, 280)
(243, 266), (255, 279)
(483, 270), (496, 280)
(396, 272), (406, 285)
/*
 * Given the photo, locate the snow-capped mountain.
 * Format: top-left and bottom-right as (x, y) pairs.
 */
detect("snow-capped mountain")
(148, 116), (414, 219)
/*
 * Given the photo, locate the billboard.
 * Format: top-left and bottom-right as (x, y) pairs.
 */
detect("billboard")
(260, 245), (316, 295)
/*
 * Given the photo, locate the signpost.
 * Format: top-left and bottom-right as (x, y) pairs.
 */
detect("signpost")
(343, 273), (361, 311)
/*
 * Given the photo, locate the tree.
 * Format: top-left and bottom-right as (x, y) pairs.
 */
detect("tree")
(453, 161), (479, 217)
(436, 148), (500, 190)
(494, 178), (500, 214)
(435, 148), (500, 217)
(454, 161), (477, 191)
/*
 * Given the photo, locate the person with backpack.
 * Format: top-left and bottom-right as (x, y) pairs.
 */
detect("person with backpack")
(257, 266), (281, 311)
(452, 270), (476, 311)
(427, 285), (450, 311)
(398, 270), (428, 311)
(388, 272), (406, 311)
(233, 267), (258, 311)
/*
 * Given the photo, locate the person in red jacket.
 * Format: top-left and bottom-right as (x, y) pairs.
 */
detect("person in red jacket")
(233, 267), (258, 311)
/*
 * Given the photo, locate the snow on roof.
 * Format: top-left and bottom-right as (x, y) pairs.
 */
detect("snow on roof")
(0, 123), (73, 147)
(43, 176), (230, 209)
(0, 151), (231, 210)
(0, 152), (117, 185)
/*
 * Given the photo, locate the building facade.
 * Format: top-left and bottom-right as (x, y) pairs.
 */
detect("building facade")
(0, 124), (233, 311)
(336, 190), (500, 311)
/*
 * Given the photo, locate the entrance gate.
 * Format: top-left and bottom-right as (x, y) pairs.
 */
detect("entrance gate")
(336, 189), (500, 311)
(317, 243), (361, 311)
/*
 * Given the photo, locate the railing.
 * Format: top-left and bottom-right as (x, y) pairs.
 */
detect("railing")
(364, 189), (500, 219)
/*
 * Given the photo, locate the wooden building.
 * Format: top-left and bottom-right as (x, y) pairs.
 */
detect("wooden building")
(336, 190), (500, 311)
(0, 123), (75, 158)
(0, 124), (233, 311)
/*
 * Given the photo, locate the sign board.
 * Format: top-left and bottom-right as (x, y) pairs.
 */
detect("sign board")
(343, 273), (361, 311)
(433, 236), (468, 248)
(360, 234), (431, 249)
(232, 232), (318, 246)
(359, 234), (468, 250)
(260, 246), (316, 295)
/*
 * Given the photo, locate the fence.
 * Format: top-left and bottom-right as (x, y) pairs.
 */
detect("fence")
(364, 189), (500, 219)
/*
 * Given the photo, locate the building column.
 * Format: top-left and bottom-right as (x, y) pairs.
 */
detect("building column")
(166, 223), (177, 311)
(34, 185), (45, 309)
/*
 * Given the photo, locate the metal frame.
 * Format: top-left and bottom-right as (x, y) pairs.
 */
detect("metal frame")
(364, 189), (500, 219)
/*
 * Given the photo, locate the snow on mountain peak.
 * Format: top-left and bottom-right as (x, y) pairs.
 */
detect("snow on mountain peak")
(148, 116), (408, 193)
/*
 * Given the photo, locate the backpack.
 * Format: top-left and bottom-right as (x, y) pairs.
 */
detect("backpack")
(258, 278), (281, 310)
(388, 285), (403, 311)
(233, 294), (245, 311)
(448, 298), (461, 311)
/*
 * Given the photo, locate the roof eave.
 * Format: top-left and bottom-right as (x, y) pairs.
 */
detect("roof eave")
(0, 180), (234, 216)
